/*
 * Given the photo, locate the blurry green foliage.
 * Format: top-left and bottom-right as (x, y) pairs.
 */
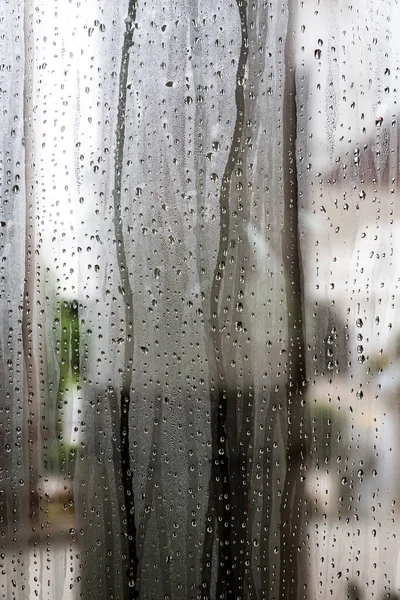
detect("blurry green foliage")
(48, 299), (80, 474)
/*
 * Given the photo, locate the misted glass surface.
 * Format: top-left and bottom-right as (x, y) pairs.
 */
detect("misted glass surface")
(1, 1), (399, 598)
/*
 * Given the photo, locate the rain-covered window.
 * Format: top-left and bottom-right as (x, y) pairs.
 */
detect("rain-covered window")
(1, 1), (400, 599)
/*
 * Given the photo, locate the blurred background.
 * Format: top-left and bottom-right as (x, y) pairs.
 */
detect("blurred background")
(1, 0), (400, 598)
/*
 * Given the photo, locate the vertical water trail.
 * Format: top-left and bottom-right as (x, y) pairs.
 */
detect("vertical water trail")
(279, 3), (309, 599)
(23, 3), (40, 564)
(201, 1), (249, 597)
(112, 1), (139, 597)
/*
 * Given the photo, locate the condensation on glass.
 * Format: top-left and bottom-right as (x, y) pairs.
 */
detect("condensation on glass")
(1, 0), (399, 599)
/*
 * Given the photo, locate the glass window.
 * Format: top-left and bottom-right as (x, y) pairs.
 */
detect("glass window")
(1, 1), (399, 598)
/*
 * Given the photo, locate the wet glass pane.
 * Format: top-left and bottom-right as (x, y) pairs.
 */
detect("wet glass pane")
(1, 0), (400, 598)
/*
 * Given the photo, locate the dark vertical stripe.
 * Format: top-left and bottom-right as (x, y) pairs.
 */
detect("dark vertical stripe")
(279, 2), (309, 600)
(136, 395), (172, 598)
(201, 1), (249, 597)
(108, 386), (128, 598)
(113, 1), (139, 598)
